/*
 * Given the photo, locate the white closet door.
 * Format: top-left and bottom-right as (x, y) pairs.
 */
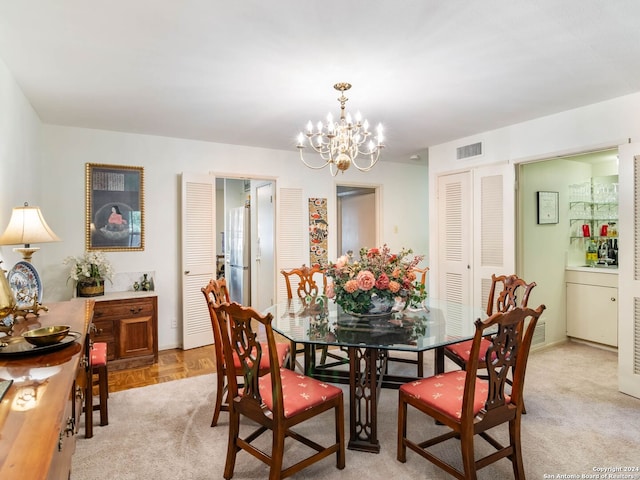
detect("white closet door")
(255, 182), (275, 311)
(617, 142), (640, 398)
(181, 173), (216, 350)
(276, 188), (305, 304)
(437, 171), (473, 335)
(473, 163), (514, 311)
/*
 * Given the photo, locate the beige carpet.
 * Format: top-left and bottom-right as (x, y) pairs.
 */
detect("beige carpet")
(72, 341), (640, 480)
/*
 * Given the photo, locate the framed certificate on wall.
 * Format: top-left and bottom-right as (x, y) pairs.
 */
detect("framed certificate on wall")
(537, 191), (559, 224)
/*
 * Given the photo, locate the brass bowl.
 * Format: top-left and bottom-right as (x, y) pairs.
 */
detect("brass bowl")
(22, 325), (71, 347)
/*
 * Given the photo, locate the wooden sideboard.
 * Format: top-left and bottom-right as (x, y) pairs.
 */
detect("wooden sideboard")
(92, 292), (158, 370)
(0, 299), (92, 480)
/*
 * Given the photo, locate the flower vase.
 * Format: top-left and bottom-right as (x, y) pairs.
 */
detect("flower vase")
(346, 295), (396, 320)
(77, 278), (105, 297)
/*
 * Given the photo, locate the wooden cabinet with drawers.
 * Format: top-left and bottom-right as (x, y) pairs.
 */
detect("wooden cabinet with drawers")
(0, 299), (92, 480)
(92, 293), (158, 370)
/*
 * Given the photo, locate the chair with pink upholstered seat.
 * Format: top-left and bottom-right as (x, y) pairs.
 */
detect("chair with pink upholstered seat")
(443, 274), (536, 413)
(202, 278), (289, 427)
(84, 340), (109, 438)
(397, 304), (545, 479)
(444, 274), (535, 373)
(213, 301), (345, 480)
(281, 265), (347, 370)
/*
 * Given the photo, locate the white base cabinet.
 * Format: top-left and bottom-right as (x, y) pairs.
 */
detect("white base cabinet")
(566, 268), (618, 347)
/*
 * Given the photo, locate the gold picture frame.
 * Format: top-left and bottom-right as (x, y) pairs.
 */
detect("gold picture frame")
(85, 163), (144, 251)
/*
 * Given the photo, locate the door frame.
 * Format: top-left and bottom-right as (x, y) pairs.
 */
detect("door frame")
(335, 182), (381, 256)
(212, 172), (277, 309)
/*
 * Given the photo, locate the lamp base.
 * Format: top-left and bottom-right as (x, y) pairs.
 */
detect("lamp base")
(13, 247), (40, 263)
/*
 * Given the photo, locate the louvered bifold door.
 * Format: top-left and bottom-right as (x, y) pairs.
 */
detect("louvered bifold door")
(473, 163), (515, 311)
(276, 188), (305, 304)
(617, 143), (640, 399)
(437, 172), (473, 336)
(181, 173), (216, 350)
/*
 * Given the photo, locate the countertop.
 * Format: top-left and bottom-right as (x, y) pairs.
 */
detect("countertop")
(565, 265), (618, 274)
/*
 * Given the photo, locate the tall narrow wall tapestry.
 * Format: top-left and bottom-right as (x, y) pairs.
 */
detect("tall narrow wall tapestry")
(308, 198), (328, 267)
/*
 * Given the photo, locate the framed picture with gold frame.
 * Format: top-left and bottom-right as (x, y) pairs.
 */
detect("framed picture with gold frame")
(86, 163), (144, 251)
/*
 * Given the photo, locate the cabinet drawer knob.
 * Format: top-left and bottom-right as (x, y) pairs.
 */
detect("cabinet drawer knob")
(611, 297), (616, 302)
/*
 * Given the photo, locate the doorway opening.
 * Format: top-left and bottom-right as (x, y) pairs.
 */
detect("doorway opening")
(336, 185), (378, 256)
(516, 148), (618, 349)
(216, 177), (276, 311)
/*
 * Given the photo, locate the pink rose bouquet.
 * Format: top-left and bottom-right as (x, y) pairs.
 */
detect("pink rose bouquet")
(324, 244), (426, 315)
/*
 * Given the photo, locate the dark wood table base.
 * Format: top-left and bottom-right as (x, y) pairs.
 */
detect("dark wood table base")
(302, 344), (447, 453)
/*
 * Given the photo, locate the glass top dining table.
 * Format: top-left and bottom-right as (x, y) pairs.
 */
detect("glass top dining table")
(264, 297), (487, 453)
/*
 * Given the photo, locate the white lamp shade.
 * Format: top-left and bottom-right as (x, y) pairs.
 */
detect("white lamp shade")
(0, 204), (61, 246)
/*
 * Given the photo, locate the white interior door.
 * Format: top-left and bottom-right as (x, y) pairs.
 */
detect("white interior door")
(617, 142), (640, 398)
(473, 163), (514, 309)
(276, 188), (305, 304)
(181, 172), (216, 350)
(437, 171), (473, 308)
(255, 182), (275, 311)
(436, 171), (474, 337)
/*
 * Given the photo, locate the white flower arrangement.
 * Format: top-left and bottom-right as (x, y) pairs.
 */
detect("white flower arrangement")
(64, 251), (114, 286)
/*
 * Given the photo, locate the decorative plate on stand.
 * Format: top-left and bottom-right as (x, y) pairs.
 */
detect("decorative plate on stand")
(7, 261), (43, 309)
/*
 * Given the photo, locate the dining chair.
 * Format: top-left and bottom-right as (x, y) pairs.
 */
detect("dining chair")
(385, 265), (429, 377)
(213, 301), (345, 480)
(397, 304), (545, 479)
(443, 274), (536, 412)
(281, 265), (346, 370)
(201, 278), (289, 427)
(444, 274), (536, 370)
(84, 339), (109, 438)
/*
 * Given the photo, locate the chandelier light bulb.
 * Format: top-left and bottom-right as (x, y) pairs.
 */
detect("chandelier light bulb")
(296, 82), (385, 176)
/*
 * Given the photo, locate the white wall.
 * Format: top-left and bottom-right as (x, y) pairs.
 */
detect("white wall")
(35, 125), (428, 350)
(0, 57), (43, 270)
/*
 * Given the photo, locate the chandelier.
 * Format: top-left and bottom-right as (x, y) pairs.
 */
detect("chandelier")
(296, 82), (384, 176)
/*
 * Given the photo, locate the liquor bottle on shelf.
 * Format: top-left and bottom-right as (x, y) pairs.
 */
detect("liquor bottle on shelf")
(598, 240), (609, 264)
(586, 240), (598, 266)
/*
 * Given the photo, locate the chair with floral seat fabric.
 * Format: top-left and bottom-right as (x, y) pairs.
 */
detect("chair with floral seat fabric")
(280, 265), (345, 370)
(443, 274), (536, 412)
(213, 301), (345, 480)
(201, 278), (289, 427)
(444, 274), (536, 370)
(397, 304), (545, 479)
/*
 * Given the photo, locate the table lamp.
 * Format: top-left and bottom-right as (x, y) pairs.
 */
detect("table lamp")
(0, 202), (61, 262)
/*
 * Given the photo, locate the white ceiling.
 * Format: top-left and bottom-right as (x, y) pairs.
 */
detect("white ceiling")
(1, 1), (640, 163)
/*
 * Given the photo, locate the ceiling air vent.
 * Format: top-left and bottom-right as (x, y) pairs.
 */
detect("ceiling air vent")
(456, 142), (482, 160)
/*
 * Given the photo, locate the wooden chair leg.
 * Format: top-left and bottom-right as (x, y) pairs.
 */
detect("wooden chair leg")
(86, 342), (109, 436)
(211, 366), (226, 426)
(94, 364), (109, 426)
(84, 370), (93, 438)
